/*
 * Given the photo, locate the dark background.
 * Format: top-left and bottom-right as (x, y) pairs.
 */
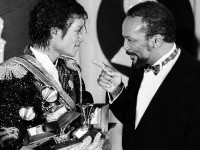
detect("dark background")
(0, 0), (39, 60)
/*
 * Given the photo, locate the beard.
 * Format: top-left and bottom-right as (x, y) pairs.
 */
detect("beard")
(131, 55), (148, 68)
(126, 45), (152, 68)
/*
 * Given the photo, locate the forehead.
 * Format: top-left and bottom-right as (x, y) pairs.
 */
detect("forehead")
(122, 16), (146, 37)
(68, 18), (85, 29)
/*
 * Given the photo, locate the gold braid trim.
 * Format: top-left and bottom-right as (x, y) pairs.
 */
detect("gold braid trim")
(0, 127), (19, 144)
(0, 57), (28, 80)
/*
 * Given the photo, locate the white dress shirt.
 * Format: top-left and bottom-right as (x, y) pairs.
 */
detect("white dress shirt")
(30, 46), (62, 87)
(135, 43), (181, 128)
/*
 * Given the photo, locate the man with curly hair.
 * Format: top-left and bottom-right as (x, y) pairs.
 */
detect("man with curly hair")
(0, 0), (109, 149)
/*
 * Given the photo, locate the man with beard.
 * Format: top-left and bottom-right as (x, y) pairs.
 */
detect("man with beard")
(92, 1), (200, 150)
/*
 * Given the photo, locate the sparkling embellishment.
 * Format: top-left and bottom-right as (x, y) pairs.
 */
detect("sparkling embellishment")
(68, 80), (74, 90)
(19, 106), (36, 121)
(42, 86), (58, 102)
(66, 59), (79, 71)
(0, 58), (28, 80)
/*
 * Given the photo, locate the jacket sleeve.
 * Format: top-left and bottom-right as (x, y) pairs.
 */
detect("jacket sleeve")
(0, 72), (43, 150)
(109, 86), (130, 124)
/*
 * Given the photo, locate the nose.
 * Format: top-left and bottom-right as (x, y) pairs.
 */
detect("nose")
(123, 39), (129, 50)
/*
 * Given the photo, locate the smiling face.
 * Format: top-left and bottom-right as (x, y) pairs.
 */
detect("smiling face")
(122, 16), (154, 68)
(52, 18), (85, 58)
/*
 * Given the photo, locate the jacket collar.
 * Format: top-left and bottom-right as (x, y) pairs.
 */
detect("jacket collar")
(23, 45), (34, 56)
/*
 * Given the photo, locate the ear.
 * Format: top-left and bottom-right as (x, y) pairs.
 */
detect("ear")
(151, 34), (164, 48)
(50, 27), (60, 38)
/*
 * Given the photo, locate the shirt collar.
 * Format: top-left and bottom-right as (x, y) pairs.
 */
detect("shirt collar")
(153, 43), (176, 70)
(30, 46), (57, 72)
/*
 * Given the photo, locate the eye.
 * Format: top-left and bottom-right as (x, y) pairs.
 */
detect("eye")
(77, 29), (81, 34)
(76, 27), (83, 34)
(127, 38), (135, 43)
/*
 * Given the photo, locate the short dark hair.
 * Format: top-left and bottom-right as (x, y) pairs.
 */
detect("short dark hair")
(28, 0), (88, 48)
(127, 1), (176, 43)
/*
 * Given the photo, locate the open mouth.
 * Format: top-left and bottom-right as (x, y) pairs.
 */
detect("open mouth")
(126, 51), (138, 59)
(127, 53), (139, 64)
(130, 55), (138, 61)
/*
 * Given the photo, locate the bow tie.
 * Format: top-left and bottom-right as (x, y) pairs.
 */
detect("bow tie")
(145, 47), (179, 75)
(145, 64), (160, 75)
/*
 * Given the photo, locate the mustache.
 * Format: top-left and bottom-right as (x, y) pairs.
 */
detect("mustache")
(126, 50), (136, 56)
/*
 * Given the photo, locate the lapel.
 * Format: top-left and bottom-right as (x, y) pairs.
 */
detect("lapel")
(134, 49), (191, 131)
(127, 65), (145, 129)
(23, 45), (34, 56)
(56, 58), (81, 104)
(21, 45), (76, 109)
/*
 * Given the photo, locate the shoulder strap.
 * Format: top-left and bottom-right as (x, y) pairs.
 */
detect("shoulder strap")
(13, 55), (75, 109)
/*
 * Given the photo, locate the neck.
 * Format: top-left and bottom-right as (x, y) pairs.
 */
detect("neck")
(148, 42), (175, 65)
(33, 45), (60, 63)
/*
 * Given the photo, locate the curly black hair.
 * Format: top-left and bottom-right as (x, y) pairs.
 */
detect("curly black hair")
(28, 0), (88, 48)
(127, 1), (176, 43)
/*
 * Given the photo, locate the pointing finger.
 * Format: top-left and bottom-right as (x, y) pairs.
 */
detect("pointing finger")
(91, 59), (107, 71)
(91, 59), (116, 72)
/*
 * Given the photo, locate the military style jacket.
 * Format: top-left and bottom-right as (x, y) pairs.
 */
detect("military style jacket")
(0, 46), (92, 149)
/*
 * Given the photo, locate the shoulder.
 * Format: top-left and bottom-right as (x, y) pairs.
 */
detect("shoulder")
(0, 57), (28, 80)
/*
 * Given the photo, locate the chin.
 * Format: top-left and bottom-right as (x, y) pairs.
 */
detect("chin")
(135, 63), (147, 69)
(133, 58), (148, 69)
(66, 51), (77, 58)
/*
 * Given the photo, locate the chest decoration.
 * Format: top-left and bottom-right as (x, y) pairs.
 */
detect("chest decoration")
(20, 57), (110, 149)
(19, 106), (36, 121)
(0, 57), (28, 80)
(68, 79), (74, 90)
(42, 86), (58, 103)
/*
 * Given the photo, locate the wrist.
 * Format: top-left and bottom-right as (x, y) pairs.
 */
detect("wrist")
(110, 82), (124, 99)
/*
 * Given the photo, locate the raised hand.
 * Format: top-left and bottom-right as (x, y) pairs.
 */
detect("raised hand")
(91, 59), (122, 94)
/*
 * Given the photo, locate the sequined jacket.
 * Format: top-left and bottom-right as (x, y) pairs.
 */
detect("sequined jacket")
(0, 46), (92, 149)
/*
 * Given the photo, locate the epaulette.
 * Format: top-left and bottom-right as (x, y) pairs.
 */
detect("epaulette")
(0, 57), (28, 80)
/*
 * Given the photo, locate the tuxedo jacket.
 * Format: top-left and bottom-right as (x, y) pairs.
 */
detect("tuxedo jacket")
(110, 48), (200, 150)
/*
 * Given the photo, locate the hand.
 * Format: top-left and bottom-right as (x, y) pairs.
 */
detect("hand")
(66, 132), (104, 150)
(20, 146), (33, 150)
(102, 133), (112, 150)
(91, 59), (122, 94)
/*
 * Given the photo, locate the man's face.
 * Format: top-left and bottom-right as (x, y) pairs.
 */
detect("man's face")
(122, 16), (153, 68)
(53, 18), (85, 57)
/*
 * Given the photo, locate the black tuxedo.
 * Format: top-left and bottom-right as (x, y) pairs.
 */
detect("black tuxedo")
(110, 49), (200, 150)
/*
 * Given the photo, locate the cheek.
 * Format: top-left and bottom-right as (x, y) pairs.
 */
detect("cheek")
(70, 33), (79, 42)
(137, 44), (151, 57)
(64, 37), (76, 48)
(64, 34), (77, 45)
(129, 43), (143, 53)
(129, 41), (143, 49)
